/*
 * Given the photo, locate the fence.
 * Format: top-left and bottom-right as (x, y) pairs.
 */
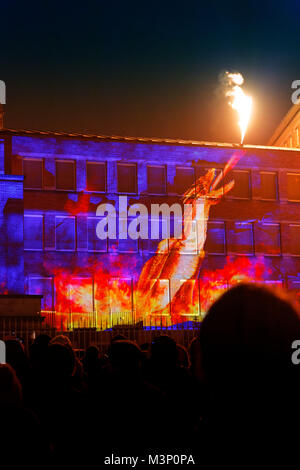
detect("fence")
(0, 318), (201, 353)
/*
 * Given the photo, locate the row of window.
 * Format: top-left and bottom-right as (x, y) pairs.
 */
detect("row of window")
(22, 158), (300, 201)
(24, 215), (300, 256)
(27, 275), (300, 313)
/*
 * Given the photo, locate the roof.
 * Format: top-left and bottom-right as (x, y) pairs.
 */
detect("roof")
(268, 104), (300, 145)
(1, 127), (300, 152)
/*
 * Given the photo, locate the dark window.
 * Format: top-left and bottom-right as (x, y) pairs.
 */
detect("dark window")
(229, 170), (250, 199)
(117, 163), (137, 193)
(287, 173), (300, 201)
(24, 215), (43, 250)
(23, 159), (43, 189)
(173, 167), (195, 195)
(56, 160), (75, 191)
(87, 217), (107, 252)
(255, 223), (281, 256)
(147, 165), (166, 194)
(230, 222), (254, 255)
(56, 216), (75, 251)
(259, 172), (278, 200)
(289, 225), (300, 255)
(206, 221), (226, 254)
(86, 162), (106, 192)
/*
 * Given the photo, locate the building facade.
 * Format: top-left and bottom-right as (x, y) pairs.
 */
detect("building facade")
(1, 129), (300, 329)
(268, 104), (300, 148)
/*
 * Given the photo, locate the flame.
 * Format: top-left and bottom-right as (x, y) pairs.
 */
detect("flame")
(225, 72), (253, 144)
(40, 255), (273, 330)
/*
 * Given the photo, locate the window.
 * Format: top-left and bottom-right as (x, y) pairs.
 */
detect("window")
(255, 223), (281, 256)
(23, 159), (43, 189)
(55, 216), (75, 251)
(230, 222), (254, 255)
(118, 219), (139, 252)
(173, 167), (195, 195)
(289, 135), (293, 147)
(287, 173), (300, 201)
(28, 277), (53, 311)
(117, 163), (137, 193)
(295, 128), (299, 147)
(195, 167), (223, 192)
(86, 162), (106, 192)
(229, 170), (251, 199)
(87, 217), (107, 252)
(109, 278), (134, 318)
(289, 225), (300, 255)
(24, 215), (43, 250)
(259, 172), (278, 200)
(205, 221), (226, 254)
(147, 165), (166, 194)
(56, 160), (75, 191)
(68, 278), (93, 327)
(170, 279), (200, 317)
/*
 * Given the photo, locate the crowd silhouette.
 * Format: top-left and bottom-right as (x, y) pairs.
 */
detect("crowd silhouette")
(1, 283), (300, 464)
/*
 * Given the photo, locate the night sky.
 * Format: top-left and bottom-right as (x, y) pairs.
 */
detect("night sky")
(2, 1), (300, 144)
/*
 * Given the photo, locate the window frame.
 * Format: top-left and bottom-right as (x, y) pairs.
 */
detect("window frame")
(206, 220), (226, 255)
(55, 215), (76, 252)
(147, 164), (167, 195)
(227, 169), (251, 200)
(86, 161), (107, 193)
(287, 172), (300, 202)
(22, 158), (44, 190)
(23, 214), (44, 251)
(55, 159), (76, 192)
(259, 171), (278, 201)
(87, 216), (108, 252)
(117, 162), (138, 194)
(288, 224), (300, 256)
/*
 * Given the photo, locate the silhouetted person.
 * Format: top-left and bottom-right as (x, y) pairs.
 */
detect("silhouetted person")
(147, 336), (199, 449)
(5, 338), (30, 389)
(199, 283), (300, 463)
(29, 334), (51, 368)
(0, 363), (49, 459)
(27, 342), (88, 460)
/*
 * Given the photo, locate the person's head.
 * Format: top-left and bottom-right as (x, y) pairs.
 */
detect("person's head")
(50, 334), (72, 348)
(29, 334), (51, 366)
(0, 363), (22, 404)
(44, 343), (75, 382)
(109, 340), (142, 374)
(111, 334), (127, 343)
(5, 339), (28, 374)
(200, 283), (300, 386)
(150, 335), (178, 368)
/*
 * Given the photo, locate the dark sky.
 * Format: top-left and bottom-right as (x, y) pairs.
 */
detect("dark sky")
(2, 0), (300, 144)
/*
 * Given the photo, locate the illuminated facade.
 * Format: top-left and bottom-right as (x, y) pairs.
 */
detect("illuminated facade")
(1, 129), (300, 329)
(268, 104), (300, 148)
